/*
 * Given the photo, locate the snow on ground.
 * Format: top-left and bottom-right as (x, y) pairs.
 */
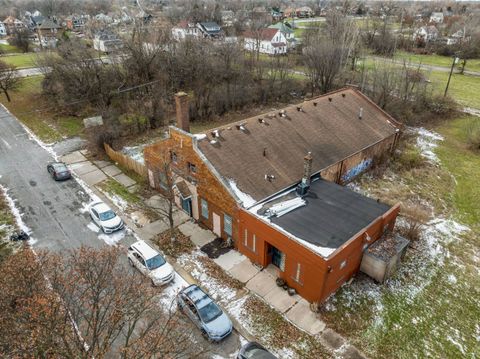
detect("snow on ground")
(228, 179), (256, 208)
(158, 272), (189, 308)
(98, 228), (128, 246)
(87, 222), (100, 233)
(122, 145), (145, 164)
(413, 127), (444, 163)
(98, 189), (129, 212)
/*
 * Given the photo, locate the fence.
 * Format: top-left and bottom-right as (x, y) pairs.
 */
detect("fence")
(104, 143), (147, 179)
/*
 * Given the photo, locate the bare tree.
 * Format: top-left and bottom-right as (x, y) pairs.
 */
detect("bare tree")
(8, 29), (31, 53)
(0, 247), (204, 358)
(0, 60), (21, 102)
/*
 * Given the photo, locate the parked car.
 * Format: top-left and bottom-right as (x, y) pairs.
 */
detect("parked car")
(88, 201), (124, 233)
(177, 284), (233, 342)
(46, 162), (71, 181)
(127, 240), (174, 286)
(237, 341), (278, 359)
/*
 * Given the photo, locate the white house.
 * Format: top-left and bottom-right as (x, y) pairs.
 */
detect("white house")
(413, 25), (439, 43)
(430, 12), (444, 24)
(0, 22), (6, 37)
(268, 22), (296, 49)
(243, 28), (287, 55)
(171, 20), (200, 41)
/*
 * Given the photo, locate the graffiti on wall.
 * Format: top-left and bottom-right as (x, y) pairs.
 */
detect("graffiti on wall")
(341, 158), (373, 183)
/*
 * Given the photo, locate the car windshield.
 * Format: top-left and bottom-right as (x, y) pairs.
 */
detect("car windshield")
(198, 301), (222, 323)
(145, 254), (166, 270)
(99, 210), (116, 221)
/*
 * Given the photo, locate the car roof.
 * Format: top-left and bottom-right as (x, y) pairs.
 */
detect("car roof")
(51, 162), (67, 168)
(91, 202), (112, 213)
(183, 285), (213, 308)
(131, 240), (159, 260)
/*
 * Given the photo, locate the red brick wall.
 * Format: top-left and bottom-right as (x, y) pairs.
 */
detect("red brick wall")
(144, 128), (239, 241)
(238, 203), (400, 303)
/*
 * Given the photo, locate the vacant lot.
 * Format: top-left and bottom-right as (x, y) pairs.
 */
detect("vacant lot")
(320, 115), (480, 358)
(0, 76), (85, 143)
(427, 71), (480, 109)
(395, 51), (480, 73)
(0, 53), (37, 68)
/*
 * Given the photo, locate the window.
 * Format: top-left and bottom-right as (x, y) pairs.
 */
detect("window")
(170, 151), (177, 163)
(244, 229), (248, 247)
(201, 199), (209, 219)
(188, 162), (197, 174)
(252, 234), (256, 253)
(224, 214), (232, 237)
(340, 260), (347, 269)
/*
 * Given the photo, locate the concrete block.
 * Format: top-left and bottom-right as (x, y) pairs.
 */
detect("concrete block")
(321, 328), (345, 349)
(286, 299), (326, 335)
(263, 285), (298, 313)
(214, 250), (246, 271)
(229, 259), (260, 283)
(61, 151), (87, 164)
(178, 221), (215, 247)
(141, 219), (169, 240)
(70, 162), (98, 176)
(93, 160), (111, 169)
(246, 271), (276, 297)
(102, 164), (122, 177)
(81, 169), (108, 186)
(113, 173), (136, 187)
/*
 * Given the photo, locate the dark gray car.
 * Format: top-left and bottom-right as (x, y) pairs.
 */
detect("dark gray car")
(47, 162), (71, 181)
(237, 341), (278, 359)
(177, 284), (233, 342)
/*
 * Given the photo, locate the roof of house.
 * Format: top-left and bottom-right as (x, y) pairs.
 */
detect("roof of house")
(250, 178), (391, 258)
(199, 22), (221, 33)
(243, 28), (279, 41)
(268, 22), (294, 34)
(176, 20), (195, 29)
(38, 19), (62, 29)
(195, 87), (399, 203)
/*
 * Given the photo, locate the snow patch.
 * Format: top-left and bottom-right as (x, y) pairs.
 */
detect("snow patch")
(121, 145), (145, 164)
(228, 179), (256, 208)
(447, 274), (457, 284)
(98, 228), (127, 246)
(414, 127), (444, 163)
(158, 272), (189, 308)
(193, 133), (207, 140)
(87, 222), (100, 233)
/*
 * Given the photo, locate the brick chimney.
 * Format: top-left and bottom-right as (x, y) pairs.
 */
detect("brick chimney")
(296, 152), (313, 196)
(175, 92), (190, 133)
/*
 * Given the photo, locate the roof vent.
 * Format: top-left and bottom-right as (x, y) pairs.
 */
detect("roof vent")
(258, 118), (266, 124)
(265, 174), (275, 182)
(211, 129), (220, 138)
(296, 106), (304, 112)
(358, 107), (363, 120)
(279, 110), (287, 117)
(313, 102), (317, 106)
(236, 123), (247, 131)
(328, 97), (332, 102)
(342, 93), (346, 98)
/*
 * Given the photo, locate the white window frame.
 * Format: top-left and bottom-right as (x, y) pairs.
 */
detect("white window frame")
(201, 198), (209, 219)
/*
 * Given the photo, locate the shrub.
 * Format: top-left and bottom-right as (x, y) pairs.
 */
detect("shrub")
(399, 204), (430, 242)
(396, 145), (425, 171)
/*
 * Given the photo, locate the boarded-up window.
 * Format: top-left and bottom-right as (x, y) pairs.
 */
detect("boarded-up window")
(252, 234), (256, 253)
(244, 229), (248, 246)
(201, 199), (209, 219)
(224, 214), (232, 237)
(292, 262), (303, 284)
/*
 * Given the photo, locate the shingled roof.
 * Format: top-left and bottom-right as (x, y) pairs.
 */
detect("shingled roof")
(195, 87), (399, 204)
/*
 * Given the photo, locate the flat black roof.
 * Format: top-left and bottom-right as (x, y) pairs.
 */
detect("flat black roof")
(264, 179), (390, 253)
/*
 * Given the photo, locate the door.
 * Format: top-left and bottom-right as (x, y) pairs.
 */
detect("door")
(181, 197), (193, 217)
(213, 213), (221, 237)
(271, 246), (284, 270)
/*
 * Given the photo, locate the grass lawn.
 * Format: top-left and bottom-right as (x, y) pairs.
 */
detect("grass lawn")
(0, 43), (21, 54)
(0, 75), (85, 143)
(427, 70), (480, 109)
(395, 51), (480, 73)
(0, 53), (37, 68)
(320, 115), (480, 359)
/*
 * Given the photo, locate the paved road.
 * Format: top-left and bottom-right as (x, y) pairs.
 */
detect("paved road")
(0, 104), (241, 358)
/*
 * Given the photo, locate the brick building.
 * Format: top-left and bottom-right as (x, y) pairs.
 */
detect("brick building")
(144, 88), (402, 303)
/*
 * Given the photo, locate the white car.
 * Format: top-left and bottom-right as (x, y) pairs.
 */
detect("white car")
(89, 201), (124, 234)
(127, 240), (174, 286)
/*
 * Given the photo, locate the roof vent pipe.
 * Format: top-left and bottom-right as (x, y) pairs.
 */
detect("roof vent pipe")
(359, 107), (363, 120)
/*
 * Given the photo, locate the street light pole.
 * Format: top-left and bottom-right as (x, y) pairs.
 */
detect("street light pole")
(444, 55), (458, 97)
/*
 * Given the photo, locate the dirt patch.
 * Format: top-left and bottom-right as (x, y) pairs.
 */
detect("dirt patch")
(200, 238), (233, 259)
(196, 255), (244, 290)
(154, 228), (194, 258)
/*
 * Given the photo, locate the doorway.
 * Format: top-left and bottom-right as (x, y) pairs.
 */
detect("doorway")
(267, 244), (285, 271)
(181, 197), (192, 217)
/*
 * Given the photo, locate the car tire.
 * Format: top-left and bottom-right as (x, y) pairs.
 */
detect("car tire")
(177, 302), (183, 312)
(201, 329), (213, 343)
(128, 258), (134, 267)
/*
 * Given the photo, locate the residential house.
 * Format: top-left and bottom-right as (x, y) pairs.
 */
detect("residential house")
(221, 10), (235, 27)
(268, 22), (296, 49)
(445, 29), (465, 46)
(144, 88), (402, 303)
(429, 12), (444, 24)
(197, 22), (223, 39)
(296, 6), (314, 18)
(36, 19), (63, 48)
(171, 20), (200, 41)
(271, 8), (284, 22)
(283, 8), (296, 18)
(413, 25), (439, 43)
(65, 14), (89, 30)
(0, 22), (6, 37)
(93, 30), (123, 53)
(3, 16), (25, 34)
(243, 28), (287, 55)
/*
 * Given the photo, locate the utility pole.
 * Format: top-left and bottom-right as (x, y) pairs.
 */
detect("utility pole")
(444, 55), (458, 97)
